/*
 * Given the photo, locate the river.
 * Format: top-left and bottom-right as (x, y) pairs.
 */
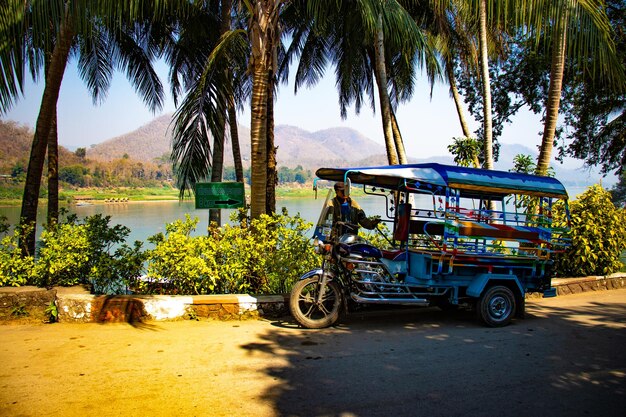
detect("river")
(0, 195), (387, 245)
(0, 184), (593, 246)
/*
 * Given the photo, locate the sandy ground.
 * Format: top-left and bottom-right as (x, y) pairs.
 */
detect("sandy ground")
(1, 289), (625, 417)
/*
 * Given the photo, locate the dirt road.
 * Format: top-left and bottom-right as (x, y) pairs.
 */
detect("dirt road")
(2, 289), (625, 417)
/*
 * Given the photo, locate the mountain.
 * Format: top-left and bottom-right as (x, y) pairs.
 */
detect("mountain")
(86, 114), (174, 162)
(0, 120), (82, 174)
(84, 113), (615, 190)
(86, 114), (388, 169)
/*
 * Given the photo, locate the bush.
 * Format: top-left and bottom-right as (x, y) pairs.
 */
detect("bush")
(33, 214), (143, 292)
(2, 210), (318, 295)
(34, 221), (91, 287)
(143, 210), (318, 295)
(144, 216), (218, 295)
(0, 220), (35, 286)
(553, 185), (626, 277)
(238, 208), (319, 294)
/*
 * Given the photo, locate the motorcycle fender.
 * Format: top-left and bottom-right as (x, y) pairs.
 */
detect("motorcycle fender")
(466, 273), (524, 298)
(299, 269), (335, 281)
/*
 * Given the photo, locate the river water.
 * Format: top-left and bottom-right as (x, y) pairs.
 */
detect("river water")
(0, 184), (592, 246)
(0, 195), (387, 245)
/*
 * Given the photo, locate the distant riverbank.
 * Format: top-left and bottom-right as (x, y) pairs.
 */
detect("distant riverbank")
(0, 183), (321, 207)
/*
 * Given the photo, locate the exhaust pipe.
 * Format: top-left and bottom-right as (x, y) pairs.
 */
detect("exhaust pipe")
(350, 293), (430, 306)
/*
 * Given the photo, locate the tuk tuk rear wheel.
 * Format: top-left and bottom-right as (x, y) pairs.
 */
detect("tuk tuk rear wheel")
(477, 285), (516, 327)
(290, 276), (342, 329)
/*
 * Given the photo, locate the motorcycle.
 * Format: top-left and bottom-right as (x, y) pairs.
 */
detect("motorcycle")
(289, 221), (430, 329)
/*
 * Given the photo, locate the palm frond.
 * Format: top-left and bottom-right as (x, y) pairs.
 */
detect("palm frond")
(109, 21), (164, 113)
(75, 25), (113, 105)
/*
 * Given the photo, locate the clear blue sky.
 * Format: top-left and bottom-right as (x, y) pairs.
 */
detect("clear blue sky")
(3, 58), (548, 161)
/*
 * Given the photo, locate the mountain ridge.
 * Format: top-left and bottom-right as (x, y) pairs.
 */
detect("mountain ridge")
(77, 113), (616, 189)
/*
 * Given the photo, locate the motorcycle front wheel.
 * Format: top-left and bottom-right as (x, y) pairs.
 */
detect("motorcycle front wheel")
(289, 276), (342, 329)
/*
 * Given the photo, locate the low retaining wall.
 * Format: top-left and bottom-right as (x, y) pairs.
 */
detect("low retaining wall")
(1, 273), (624, 324)
(552, 274), (626, 295)
(53, 287), (289, 323)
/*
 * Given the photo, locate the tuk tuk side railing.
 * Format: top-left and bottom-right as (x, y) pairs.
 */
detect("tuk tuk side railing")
(394, 186), (570, 279)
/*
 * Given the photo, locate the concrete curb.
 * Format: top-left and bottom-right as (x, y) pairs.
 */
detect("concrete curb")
(2, 273), (625, 323)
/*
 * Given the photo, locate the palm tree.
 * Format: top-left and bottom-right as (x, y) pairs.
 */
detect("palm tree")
(1, 0), (183, 254)
(457, 0), (622, 175)
(443, 0), (509, 170)
(248, 0), (285, 219)
(170, 0), (287, 221)
(285, 0), (429, 166)
(526, 0), (623, 176)
(168, 0), (248, 225)
(418, 1), (479, 160)
(477, 0), (495, 170)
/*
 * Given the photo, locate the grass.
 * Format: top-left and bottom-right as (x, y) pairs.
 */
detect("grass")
(0, 182), (324, 206)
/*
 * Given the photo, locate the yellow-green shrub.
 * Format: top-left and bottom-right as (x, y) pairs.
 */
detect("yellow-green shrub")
(0, 226), (35, 286)
(143, 210), (318, 295)
(553, 185), (626, 277)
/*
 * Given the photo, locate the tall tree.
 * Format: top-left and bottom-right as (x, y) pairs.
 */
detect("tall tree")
(455, 0), (623, 174)
(248, 0), (284, 219)
(169, 1), (248, 207)
(529, 0), (623, 175)
(284, 0), (429, 166)
(1, 0), (178, 254)
(477, 0), (494, 169)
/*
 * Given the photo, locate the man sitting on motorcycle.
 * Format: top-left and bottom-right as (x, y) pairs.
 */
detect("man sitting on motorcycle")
(329, 182), (381, 239)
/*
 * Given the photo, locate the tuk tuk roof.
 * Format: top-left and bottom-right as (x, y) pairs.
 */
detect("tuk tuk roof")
(315, 163), (569, 199)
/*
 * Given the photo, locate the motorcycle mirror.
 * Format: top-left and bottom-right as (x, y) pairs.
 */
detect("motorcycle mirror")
(345, 178), (351, 197)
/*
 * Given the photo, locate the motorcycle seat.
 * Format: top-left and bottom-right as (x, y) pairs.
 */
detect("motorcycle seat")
(381, 249), (407, 261)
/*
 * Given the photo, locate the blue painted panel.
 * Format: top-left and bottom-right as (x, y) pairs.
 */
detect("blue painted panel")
(466, 273), (524, 297)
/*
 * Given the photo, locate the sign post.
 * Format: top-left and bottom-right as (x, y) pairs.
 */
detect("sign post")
(195, 182), (245, 209)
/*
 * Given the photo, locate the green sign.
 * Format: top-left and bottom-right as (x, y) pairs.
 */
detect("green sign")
(195, 182), (245, 209)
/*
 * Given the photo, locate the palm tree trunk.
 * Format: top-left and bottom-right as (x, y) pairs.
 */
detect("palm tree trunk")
(536, 13), (568, 176)
(209, 121), (225, 226)
(250, 66), (269, 220)
(19, 13), (73, 255)
(266, 73), (276, 215)
(208, 0), (236, 226)
(478, 0), (493, 170)
(248, 0), (282, 220)
(391, 110), (407, 164)
(373, 14), (398, 165)
(447, 62), (473, 139)
(47, 106), (59, 225)
(228, 96), (244, 183)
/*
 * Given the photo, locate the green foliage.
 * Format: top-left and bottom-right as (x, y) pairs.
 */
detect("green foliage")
(45, 301), (58, 323)
(553, 185), (626, 277)
(10, 303), (28, 317)
(91, 240), (146, 295)
(242, 208), (318, 294)
(0, 220), (35, 286)
(610, 170), (626, 208)
(277, 165), (312, 184)
(144, 216), (217, 295)
(34, 222), (92, 287)
(59, 165), (90, 186)
(359, 222), (392, 250)
(448, 137), (481, 167)
(143, 210), (317, 295)
(32, 214), (143, 292)
(511, 154), (555, 177)
(2, 209), (317, 295)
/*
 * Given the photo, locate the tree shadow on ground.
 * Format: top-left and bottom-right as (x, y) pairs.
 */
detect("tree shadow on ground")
(94, 295), (159, 330)
(242, 296), (626, 417)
